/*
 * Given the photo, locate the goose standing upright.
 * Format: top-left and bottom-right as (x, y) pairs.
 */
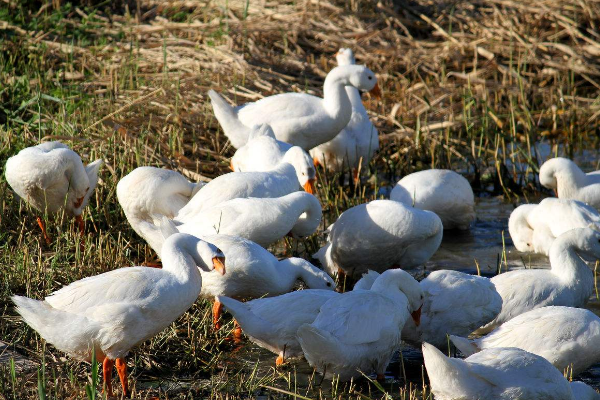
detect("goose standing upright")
(451, 306), (600, 375)
(12, 233), (225, 397)
(539, 157), (600, 209)
(297, 269), (423, 381)
(390, 169), (475, 230)
(313, 200), (443, 279)
(310, 49), (379, 172)
(5, 141), (103, 243)
(423, 344), (575, 400)
(508, 198), (600, 256)
(209, 65), (380, 150)
(231, 124), (316, 192)
(478, 227), (600, 333)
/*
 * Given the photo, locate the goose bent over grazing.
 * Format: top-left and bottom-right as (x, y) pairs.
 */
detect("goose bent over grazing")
(310, 48), (379, 172)
(451, 306), (600, 376)
(539, 157), (600, 209)
(313, 200), (443, 279)
(390, 169), (475, 230)
(5, 141), (103, 243)
(231, 124), (316, 193)
(508, 198), (600, 256)
(209, 65), (380, 150)
(423, 344), (576, 400)
(12, 233), (224, 397)
(297, 269), (423, 381)
(478, 227), (600, 333)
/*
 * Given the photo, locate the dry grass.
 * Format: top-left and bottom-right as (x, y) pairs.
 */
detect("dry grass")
(1, 0), (600, 398)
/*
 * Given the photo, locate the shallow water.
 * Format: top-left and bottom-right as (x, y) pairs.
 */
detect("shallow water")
(229, 195), (600, 395)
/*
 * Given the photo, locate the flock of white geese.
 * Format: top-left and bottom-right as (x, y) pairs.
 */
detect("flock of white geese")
(5, 48), (600, 399)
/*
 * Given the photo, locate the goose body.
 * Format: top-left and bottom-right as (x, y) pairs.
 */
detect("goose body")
(297, 269), (423, 381)
(423, 344), (575, 400)
(451, 306), (600, 376)
(12, 233), (224, 396)
(401, 270), (502, 349)
(390, 169), (475, 230)
(479, 228), (600, 333)
(176, 147), (310, 220)
(209, 65), (380, 150)
(313, 200), (443, 279)
(539, 157), (600, 209)
(310, 49), (379, 171)
(571, 382), (600, 400)
(231, 125), (316, 192)
(509, 198), (600, 256)
(5, 142), (103, 217)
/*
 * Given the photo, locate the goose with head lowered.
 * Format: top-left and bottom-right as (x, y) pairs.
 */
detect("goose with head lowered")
(160, 219), (335, 330)
(508, 198), (600, 256)
(5, 141), (103, 243)
(451, 306), (600, 376)
(209, 64), (380, 151)
(231, 124), (316, 193)
(423, 344), (578, 400)
(539, 157), (600, 209)
(313, 200), (443, 279)
(297, 269), (423, 381)
(12, 233), (225, 398)
(477, 227), (600, 334)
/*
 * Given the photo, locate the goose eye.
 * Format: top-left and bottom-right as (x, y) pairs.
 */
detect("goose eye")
(302, 172), (306, 176)
(368, 76), (372, 80)
(326, 282), (332, 287)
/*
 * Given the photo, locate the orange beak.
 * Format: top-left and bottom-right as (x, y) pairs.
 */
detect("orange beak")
(74, 195), (85, 209)
(303, 178), (316, 194)
(411, 305), (422, 327)
(212, 256), (226, 275)
(230, 160), (235, 171)
(313, 157), (321, 168)
(369, 83), (382, 99)
(553, 189), (558, 197)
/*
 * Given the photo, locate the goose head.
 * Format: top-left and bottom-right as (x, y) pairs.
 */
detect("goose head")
(342, 65), (380, 98)
(163, 232), (225, 274)
(507, 204), (536, 252)
(282, 147), (317, 194)
(372, 269), (424, 325)
(284, 257), (336, 290)
(69, 159), (104, 216)
(335, 48), (355, 66)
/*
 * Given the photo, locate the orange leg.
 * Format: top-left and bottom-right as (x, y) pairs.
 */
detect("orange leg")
(37, 216), (51, 245)
(352, 168), (360, 185)
(213, 301), (223, 330)
(115, 358), (129, 397)
(144, 261), (163, 269)
(102, 358), (114, 398)
(276, 354), (285, 366)
(75, 215), (85, 234)
(233, 320), (243, 343)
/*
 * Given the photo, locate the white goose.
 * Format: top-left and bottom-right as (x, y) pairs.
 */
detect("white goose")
(540, 157), (600, 209)
(176, 146), (314, 220)
(160, 222), (335, 329)
(478, 227), (600, 333)
(216, 271), (375, 365)
(423, 344), (576, 400)
(451, 306), (600, 376)
(231, 124), (316, 193)
(12, 233), (224, 398)
(509, 198), (600, 256)
(571, 382), (600, 400)
(297, 269), (423, 381)
(5, 141), (103, 243)
(209, 65), (381, 150)
(310, 49), (379, 172)
(390, 169), (475, 230)
(354, 270), (501, 349)
(313, 200), (443, 279)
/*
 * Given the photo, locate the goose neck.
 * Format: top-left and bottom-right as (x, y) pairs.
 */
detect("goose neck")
(323, 69), (353, 124)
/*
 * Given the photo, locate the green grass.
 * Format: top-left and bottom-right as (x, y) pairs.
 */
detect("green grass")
(1, 0), (600, 398)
